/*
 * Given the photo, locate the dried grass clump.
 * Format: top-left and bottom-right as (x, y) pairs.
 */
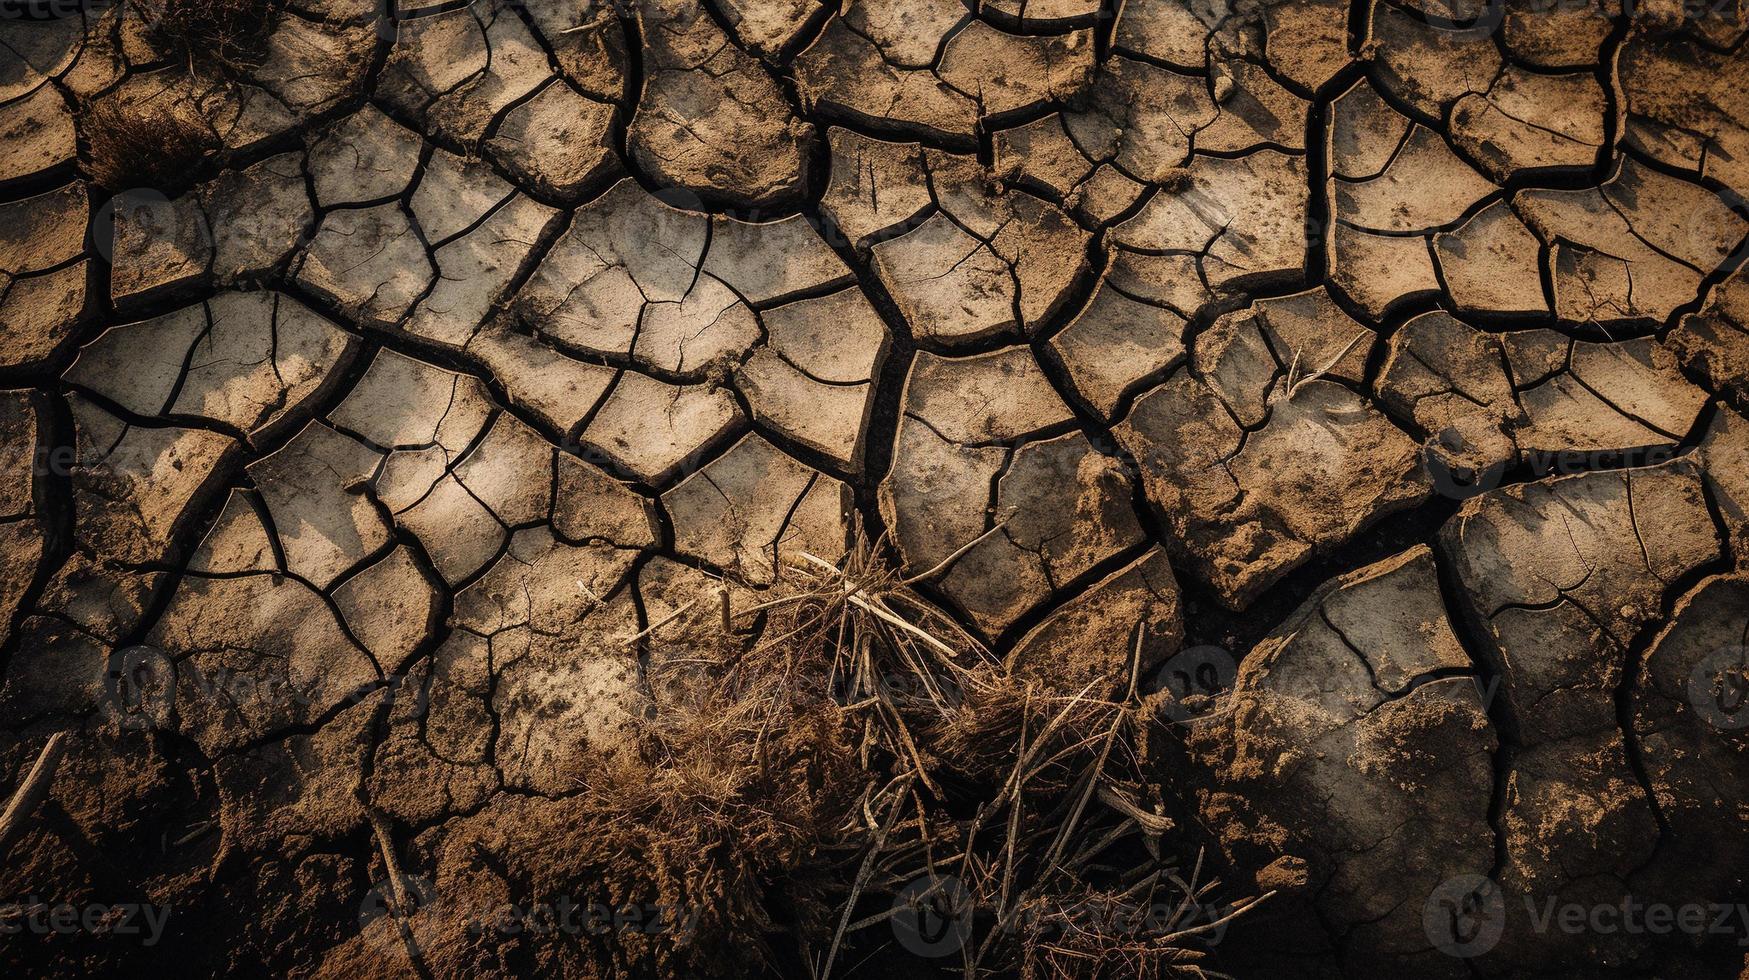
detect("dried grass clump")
(1010, 857), (1242, 980)
(830, 615), (1266, 980)
(573, 531), (1268, 978)
(565, 652), (869, 976)
(133, 0), (279, 77)
(81, 98), (220, 192)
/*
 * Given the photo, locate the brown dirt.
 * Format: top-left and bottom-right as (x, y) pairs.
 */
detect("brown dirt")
(2, 1), (1748, 978)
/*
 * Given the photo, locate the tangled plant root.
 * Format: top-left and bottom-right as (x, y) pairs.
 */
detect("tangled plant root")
(571, 532), (1268, 977)
(132, 0), (280, 77)
(80, 97), (221, 193)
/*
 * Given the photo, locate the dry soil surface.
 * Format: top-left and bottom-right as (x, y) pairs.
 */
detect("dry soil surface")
(1, 0), (1748, 978)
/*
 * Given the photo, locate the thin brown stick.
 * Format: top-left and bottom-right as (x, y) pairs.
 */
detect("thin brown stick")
(899, 522), (1009, 586)
(619, 596), (702, 645)
(818, 774), (914, 980)
(0, 732), (70, 858)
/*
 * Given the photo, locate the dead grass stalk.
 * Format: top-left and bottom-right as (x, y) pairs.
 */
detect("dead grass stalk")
(572, 531), (1267, 977)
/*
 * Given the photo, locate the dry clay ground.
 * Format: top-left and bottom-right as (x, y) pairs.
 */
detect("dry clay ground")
(2, 0), (1749, 977)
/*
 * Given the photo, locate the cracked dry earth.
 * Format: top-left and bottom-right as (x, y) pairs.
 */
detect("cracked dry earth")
(2, 0), (1749, 977)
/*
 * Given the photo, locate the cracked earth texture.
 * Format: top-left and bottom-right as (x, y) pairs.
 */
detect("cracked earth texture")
(1, 0), (1748, 977)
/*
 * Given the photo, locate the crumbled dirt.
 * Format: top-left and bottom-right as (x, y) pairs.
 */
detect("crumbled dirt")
(2, 1), (1749, 978)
